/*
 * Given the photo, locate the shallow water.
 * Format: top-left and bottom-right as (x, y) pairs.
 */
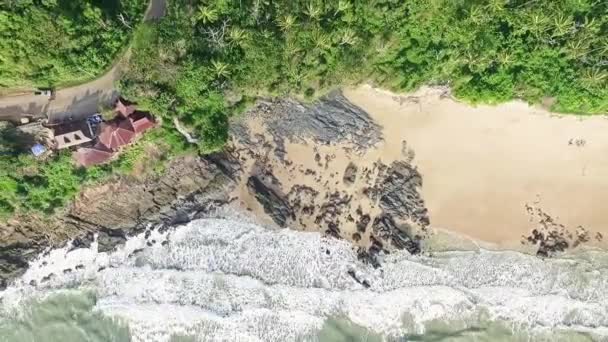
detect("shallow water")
(1, 212), (607, 341)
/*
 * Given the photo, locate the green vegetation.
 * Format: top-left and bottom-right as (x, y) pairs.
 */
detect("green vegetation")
(0, 123), (190, 218)
(0, 0), (147, 89)
(1, 0), (607, 219)
(121, 0), (608, 154)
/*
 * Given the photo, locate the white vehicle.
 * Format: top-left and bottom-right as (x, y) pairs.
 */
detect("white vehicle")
(34, 89), (55, 99)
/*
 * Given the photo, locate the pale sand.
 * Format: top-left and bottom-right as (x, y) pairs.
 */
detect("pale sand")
(344, 85), (608, 250)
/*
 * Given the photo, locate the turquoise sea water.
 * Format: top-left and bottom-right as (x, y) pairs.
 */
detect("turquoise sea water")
(0, 291), (599, 342)
(1, 214), (607, 341)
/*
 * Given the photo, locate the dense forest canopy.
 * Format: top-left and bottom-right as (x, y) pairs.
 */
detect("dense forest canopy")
(0, 0), (147, 88)
(120, 0), (608, 155)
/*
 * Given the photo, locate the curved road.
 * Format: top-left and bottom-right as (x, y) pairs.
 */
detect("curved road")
(0, 0), (166, 125)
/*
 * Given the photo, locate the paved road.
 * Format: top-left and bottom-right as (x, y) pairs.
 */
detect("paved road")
(0, 0), (166, 125)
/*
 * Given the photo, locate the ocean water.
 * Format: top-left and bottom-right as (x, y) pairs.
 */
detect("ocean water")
(1, 211), (607, 342)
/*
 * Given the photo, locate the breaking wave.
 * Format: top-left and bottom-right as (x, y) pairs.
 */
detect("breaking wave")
(1, 210), (607, 341)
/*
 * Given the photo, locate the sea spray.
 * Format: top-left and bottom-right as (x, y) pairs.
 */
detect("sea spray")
(1, 214), (607, 341)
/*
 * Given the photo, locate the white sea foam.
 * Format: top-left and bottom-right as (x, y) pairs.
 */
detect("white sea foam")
(1, 213), (608, 341)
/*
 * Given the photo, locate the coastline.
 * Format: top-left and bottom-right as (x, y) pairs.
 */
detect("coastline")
(2, 85), (608, 288)
(344, 85), (608, 252)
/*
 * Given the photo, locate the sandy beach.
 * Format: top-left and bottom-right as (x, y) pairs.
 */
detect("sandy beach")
(344, 85), (608, 250)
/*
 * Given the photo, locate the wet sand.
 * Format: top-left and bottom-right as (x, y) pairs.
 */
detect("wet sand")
(231, 117), (400, 248)
(344, 85), (608, 250)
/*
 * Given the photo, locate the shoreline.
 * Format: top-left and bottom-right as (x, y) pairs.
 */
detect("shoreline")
(344, 85), (608, 252)
(2, 85), (607, 288)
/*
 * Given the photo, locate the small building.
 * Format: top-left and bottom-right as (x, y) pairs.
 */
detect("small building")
(115, 98), (136, 118)
(74, 143), (114, 167)
(53, 121), (94, 149)
(130, 111), (156, 133)
(97, 119), (136, 150)
(71, 98), (157, 167)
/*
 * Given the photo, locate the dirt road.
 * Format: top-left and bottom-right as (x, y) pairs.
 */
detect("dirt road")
(0, 0), (166, 124)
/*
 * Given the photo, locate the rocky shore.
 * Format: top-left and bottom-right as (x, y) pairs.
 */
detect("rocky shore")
(3, 89), (601, 289)
(0, 91), (429, 288)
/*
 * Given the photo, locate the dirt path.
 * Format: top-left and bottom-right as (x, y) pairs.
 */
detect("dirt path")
(0, 0), (166, 124)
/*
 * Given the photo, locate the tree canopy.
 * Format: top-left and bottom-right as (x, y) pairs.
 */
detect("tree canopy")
(121, 0), (607, 157)
(0, 0), (147, 89)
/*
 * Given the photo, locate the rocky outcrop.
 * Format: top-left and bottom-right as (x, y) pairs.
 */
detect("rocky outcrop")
(246, 173), (294, 227)
(232, 91), (382, 158)
(0, 155), (235, 287)
(343, 162), (358, 185)
(230, 91), (429, 265)
(0, 91), (429, 287)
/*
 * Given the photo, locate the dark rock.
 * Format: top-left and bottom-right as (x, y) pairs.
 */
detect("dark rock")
(238, 91), (382, 151)
(69, 232), (94, 251)
(75, 264), (85, 270)
(343, 162), (358, 185)
(97, 229), (127, 253)
(129, 248), (144, 258)
(372, 215), (421, 255)
(356, 214), (371, 233)
(40, 273), (55, 283)
(247, 174), (294, 227)
(347, 269), (371, 288)
(376, 161), (429, 227)
(170, 209), (191, 226)
(326, 222), (341, 239)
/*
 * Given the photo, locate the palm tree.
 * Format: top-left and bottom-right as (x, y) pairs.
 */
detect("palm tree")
(334, 0), (352, 16)
(284, 40), (301, 57)
(591, 39), (608, 57)
(277, 15), (297, 32)
(339, 29), (358, 46)
(228, 27), (249, 47)
(581, 68), (608, 87)
(305, 3), (322, 21)
(497, 50), (514, 66)
(197, 6), (218, 24)
(564, 40), (590, 60)
(468, 6), (485, 24)
(527, 12), (549, 39)
(211, 60), (230, 79)
(486, 0), (506, 14)
(311, 29), (330, 50)
(552, 13), (573, 37)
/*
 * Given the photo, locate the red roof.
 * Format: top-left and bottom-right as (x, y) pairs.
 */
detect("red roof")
(115, 98), (136, 118)
(98, 119), (136, 150)
(74, 143), (114, 167)
(130, 111), (156, 133)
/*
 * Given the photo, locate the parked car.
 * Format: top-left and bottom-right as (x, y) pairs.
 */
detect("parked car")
(34, 88), (56, 100)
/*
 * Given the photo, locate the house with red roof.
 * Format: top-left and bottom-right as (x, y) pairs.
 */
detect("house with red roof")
(71, 98), (157, 167)
(74, 143), (114, 167)
(115, 98), (136, 118)
(98, 118), (136, 150)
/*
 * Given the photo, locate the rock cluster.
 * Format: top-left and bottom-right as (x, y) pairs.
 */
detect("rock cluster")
(0, 155), (235, 288)
(522, 205), (602, 257)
